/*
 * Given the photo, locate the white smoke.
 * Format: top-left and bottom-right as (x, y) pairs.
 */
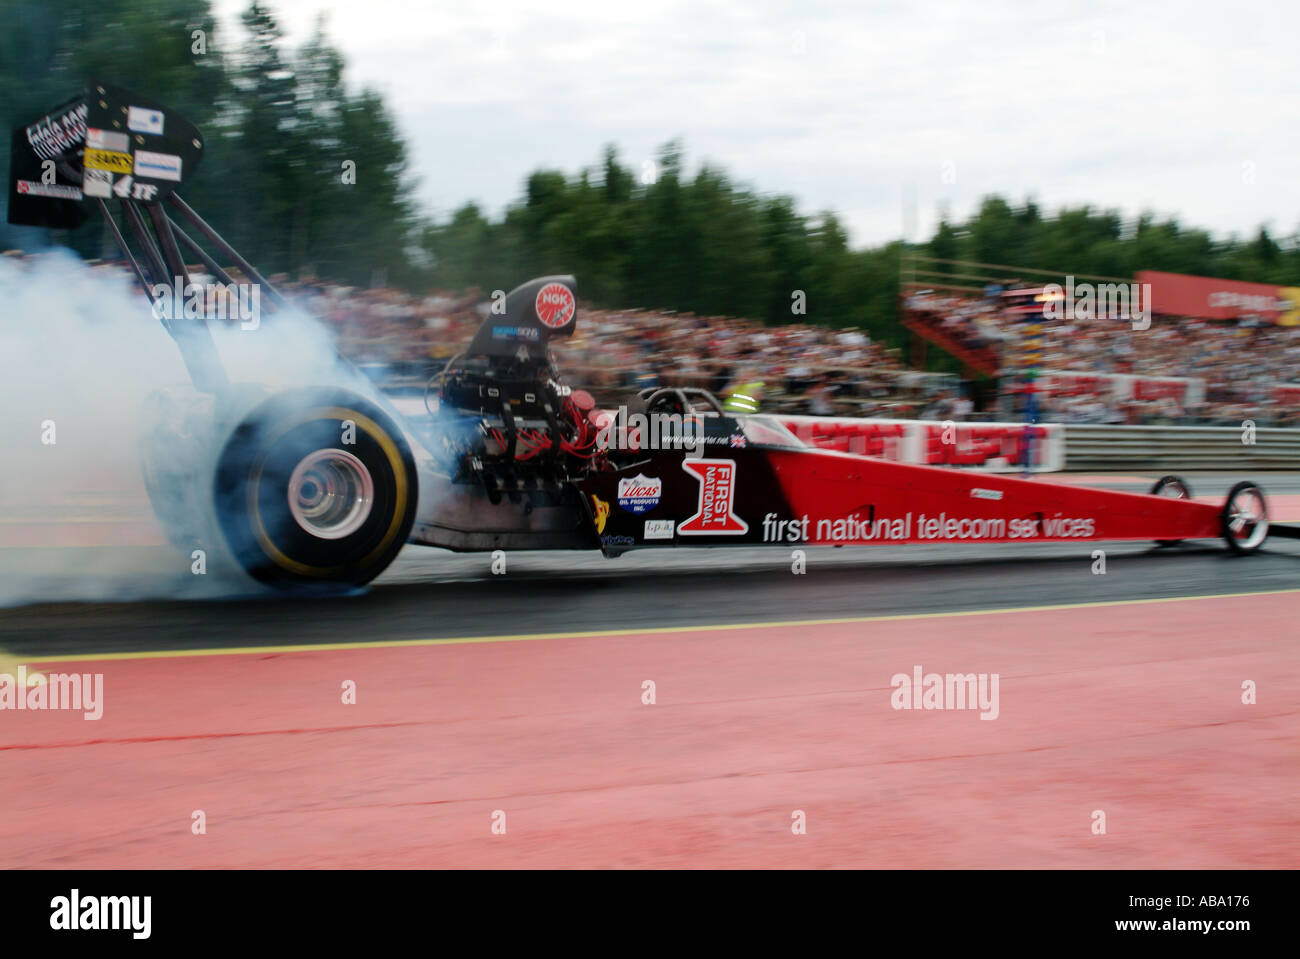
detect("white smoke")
(0, 250), (387, 606)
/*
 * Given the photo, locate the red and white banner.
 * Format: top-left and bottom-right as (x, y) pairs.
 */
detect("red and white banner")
(1035, 370), (1115, 399)
(1275, 384), (1300, 408)
(1036, 370), (1205, 406)
(777, 416), (1065, 472)
(1137, 270), (1300, 326)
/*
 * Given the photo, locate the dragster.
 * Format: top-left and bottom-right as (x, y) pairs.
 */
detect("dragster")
(9, 83), (1290, 591)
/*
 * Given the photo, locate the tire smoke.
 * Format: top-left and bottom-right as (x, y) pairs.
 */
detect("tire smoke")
(0, 250), (390, 607)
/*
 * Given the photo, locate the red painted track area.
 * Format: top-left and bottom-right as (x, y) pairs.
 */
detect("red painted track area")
(3, 590), (1296, 868)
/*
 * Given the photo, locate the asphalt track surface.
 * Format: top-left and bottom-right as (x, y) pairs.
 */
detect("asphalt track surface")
(1, 471), (1297, 867)
(3, 471), (1299, 655)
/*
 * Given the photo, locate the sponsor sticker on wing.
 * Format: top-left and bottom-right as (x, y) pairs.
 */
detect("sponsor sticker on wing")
(534, 282), (575, 329)
(109, 174), (158, 201)
(127, 106), (165, 136)
(133, 150), (182, 182)
(678, 458), (748, 535)
(84, 149), (133, 175)
(86, 127), (130, 152)
(617, 474), (662, 513)
(25, 102), (88, 160)
(82, 168), (114, 198)
(16, 180), (82, 200)
(970, 488), (1003, 500)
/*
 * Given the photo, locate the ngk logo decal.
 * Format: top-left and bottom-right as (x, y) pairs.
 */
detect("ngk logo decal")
(679, 458), (748, 535)
(534, 282), (575, 328)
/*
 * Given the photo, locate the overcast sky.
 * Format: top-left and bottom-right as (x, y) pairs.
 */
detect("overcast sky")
(212, 0), (1300, 249)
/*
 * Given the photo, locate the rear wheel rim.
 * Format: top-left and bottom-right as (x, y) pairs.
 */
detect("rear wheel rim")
(287, 448), (375, 540)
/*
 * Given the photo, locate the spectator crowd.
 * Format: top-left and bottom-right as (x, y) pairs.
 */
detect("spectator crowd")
(7, 248), (1296, 425)
(251, 268), (932, 417)
(905, 288), (1300, 426)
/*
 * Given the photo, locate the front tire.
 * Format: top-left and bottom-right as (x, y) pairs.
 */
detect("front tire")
(1220, 481), (1268, 555)
(213, 388), (417, 589)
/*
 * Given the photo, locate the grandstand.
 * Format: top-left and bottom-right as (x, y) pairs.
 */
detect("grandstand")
(900, 255), (1300, 427)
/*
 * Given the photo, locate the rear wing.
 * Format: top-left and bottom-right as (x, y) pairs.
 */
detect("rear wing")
(10, 83), (203, 223)
(8, 82), (288, 394)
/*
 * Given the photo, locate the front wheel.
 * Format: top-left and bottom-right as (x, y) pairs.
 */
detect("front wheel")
(213, 388), (418, 589)
(1220, 481), (1268, 555)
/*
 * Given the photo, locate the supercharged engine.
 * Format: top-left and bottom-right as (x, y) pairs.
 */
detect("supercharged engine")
(404, 274), (610, 552)
(426, 348), (601, 502)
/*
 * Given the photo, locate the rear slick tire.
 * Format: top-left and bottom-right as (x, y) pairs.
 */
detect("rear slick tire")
(213, 388), (417, 590)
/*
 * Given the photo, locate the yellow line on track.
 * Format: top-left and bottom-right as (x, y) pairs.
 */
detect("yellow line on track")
(9, 587), (1299, 666)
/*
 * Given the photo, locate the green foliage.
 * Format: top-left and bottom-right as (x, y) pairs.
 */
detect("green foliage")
(421, 164), (1299, 351)
(422, 142), (907, 344)
(922, 195), (1300, 288)
(1, 0), (415, 283)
